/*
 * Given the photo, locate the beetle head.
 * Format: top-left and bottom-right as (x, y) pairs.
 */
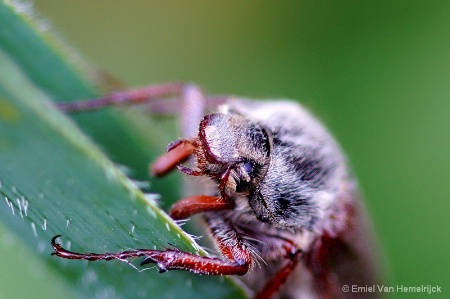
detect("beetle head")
(179, 113), (271, 198)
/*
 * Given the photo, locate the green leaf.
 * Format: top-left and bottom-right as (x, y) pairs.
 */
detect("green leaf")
(0, 2), (246, 299)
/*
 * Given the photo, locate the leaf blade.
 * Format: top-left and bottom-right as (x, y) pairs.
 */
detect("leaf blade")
(0, 2), (246, 298)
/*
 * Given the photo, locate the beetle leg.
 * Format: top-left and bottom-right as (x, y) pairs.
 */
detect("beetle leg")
(255, 250), (302, 299)
(150, 140), (196, 177)
(57, 82), (185, 113)
(141, 217), (252, 275)
(168, 174), (235, 219)
(52, 217), (252, 276)
(56, 82), (227, 138)
(51, 235), (155, 261)
(150, 138), (208, 176)
(140, 250), (249, 275)
(169, 195), (235, 220)
(240, 231), (302, 299)
(252, 233), (299, 261)
(57, 82), (207, 138)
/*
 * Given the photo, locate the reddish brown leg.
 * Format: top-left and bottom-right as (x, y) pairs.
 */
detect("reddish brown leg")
(169, 195), (235, 220)
(56, 82), (227, 138)
(239, 231), (302, 299)
(141, 217), (252, 275)
(51, 216), (252, 276)
(151, 140), (236, 219)
(255, 250), (302, 299)
(150, 140), (196, 177)
(57, 82), (185, 113)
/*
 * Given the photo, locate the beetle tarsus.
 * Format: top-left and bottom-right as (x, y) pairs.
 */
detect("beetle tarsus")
(140, 256), (157, 265)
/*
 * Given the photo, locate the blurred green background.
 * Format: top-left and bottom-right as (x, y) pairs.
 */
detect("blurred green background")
(1, 1), (449, 298)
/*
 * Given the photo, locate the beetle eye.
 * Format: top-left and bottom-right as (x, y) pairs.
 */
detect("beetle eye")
(235, 161), (257, 193)
(242, 161), (254, 176)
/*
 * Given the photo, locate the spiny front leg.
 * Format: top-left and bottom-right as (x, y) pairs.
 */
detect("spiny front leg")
(141, 216), (253, 275)
(51, 217), (253, 276)
(51, 235), (155, 261)
(140, 250), (248, 275)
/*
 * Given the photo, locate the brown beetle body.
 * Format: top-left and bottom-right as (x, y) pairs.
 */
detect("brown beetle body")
(185, 99), (379, 298)
(52, 84), (380, 299)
